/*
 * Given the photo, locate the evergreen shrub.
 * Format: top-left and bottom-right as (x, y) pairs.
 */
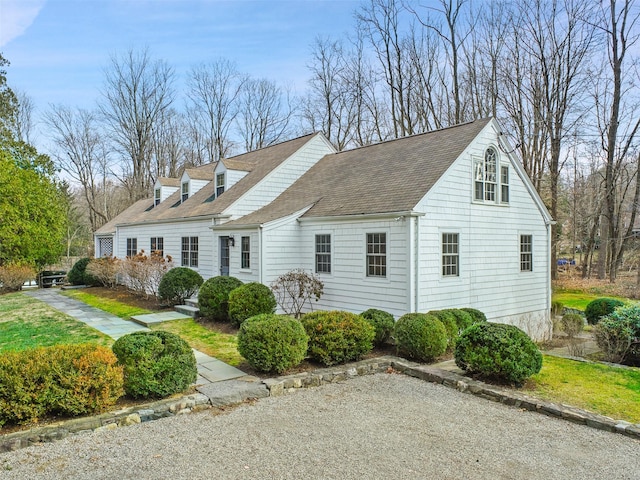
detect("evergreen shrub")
(360, 308), (395, 346)
(228, 282), (277, 327)
(198, 276), (243, 321)
(394, 313), (447, 362)
(112, 331), (196, 399)
(585, 298), (624, 325)
(461, 308), (487, 324)
(67, 257), (97, 286)
(158, 267), (204, 306)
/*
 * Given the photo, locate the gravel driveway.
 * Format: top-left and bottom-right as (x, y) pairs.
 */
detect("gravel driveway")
(1, 373), (638, 480)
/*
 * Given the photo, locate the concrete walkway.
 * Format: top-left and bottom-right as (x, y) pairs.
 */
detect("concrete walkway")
(24, 288), (246, 386)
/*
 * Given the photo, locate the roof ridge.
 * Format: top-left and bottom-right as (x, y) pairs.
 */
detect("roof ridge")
(225, 132), (318, 160)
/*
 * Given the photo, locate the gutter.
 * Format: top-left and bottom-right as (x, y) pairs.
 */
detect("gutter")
(297, 210), (425, 224)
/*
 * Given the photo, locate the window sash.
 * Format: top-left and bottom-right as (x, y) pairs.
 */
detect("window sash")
(150, 237), (164, 256)
(181, 182), (189, 202)
(126, 238), (137, 258)
(501, 166), (509, 203)
(442, 233), (459, 277)
(216, 173), (225, 197)
(181, 236), (198, 267)
(366, 233), (386, 277)
(241, 236), (250, 269)
(315, 234), (331, 273)
(154, 189), (161, 206)
(520, 235), (533, 272)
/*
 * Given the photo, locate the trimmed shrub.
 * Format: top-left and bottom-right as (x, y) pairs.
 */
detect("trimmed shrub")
(585, 298), (624, 325)
(237, 314), (308, 373)
(445, 309), (475, 332)
(67, 257), (97, 286)
(112, 331), (197, 399)
(301, 311), (375, 366)
(594, 304), (640, 365)
(0, 263), (35, 292)
(429, 310), (458, 350)
(394, 313), (447, 362)
(560, 313), (584, 339)
(0, 344), (124, 426)
(454, 323), (542, 385)
(228, 282), (277, 327)
(360, 308), (395, 346)
(198, 276), (243, 321)
(461, 307), (487, 324)
(158, 267), (204, 306)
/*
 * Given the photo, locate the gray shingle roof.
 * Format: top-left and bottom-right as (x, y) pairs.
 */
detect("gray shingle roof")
(226, 119), (491, 226)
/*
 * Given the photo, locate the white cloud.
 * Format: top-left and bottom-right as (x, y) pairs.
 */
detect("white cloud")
(0, 0), (46, 47)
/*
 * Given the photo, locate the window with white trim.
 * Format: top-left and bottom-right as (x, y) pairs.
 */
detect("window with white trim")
(442, 233), (459, 277)
(315, 234), (331, 274)
(366, 233), (386, 277)
(181, 182), (189, 203)
(154, 188), (161, 206)
(216, 173), (225, 197)
(520, 235), (532, 272)
(181, 236), (198, 267)
(474, 147), (509, 204)
(126, 238), (137, 258)
(241, 236), (250, 269)
(150, 237), (164, 256)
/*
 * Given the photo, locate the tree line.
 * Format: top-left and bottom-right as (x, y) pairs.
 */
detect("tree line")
(9, 0), (640, 282)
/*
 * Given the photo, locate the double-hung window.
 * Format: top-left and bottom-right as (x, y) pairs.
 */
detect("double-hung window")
(520, 235), (533, 272)
(126, 238), (137, 258)
(154, 188), (161, 206)
(315, 234), (331, 274)
(181, 236), (198, 267)
(474, 147), (509, 204)
(366, 233), (386, 277)
(241, 236), (250, 269)
(181, 182), (189, 203)
(216, 173), (225, 197)
(150, 237), (164, 256)
(442, 233), (459, 277)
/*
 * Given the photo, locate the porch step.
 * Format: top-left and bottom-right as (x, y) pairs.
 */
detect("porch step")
(185, 297), (198, 308)
(175, 304), (200, 318)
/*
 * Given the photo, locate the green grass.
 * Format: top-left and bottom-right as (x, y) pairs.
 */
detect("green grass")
(0, 292), (112, 352)
(61, 290), (153, 318)
(150, 318), (243, 366)
(552, 290), (628, 311)
(526, 355), (640, 423)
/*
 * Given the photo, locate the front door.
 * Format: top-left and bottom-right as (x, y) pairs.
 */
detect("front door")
(219, 236), (230, 276)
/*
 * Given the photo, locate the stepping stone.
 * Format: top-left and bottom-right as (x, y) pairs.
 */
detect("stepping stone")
(131, 311), (191, 326)
(197, 379), (269, 407)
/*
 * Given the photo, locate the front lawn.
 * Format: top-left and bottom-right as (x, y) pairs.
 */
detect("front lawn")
(525, 355), (640, 423)
(61, 289), (154, 318)
(0, 292), (112, 352)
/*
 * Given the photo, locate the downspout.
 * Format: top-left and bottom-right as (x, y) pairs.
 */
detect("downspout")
(408, 215), (415, 313)
(259, 225), (264, 284)
(414, 215), (420, 313)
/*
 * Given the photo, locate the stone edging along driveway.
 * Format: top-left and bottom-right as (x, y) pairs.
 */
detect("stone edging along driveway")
(2, 355), (639, 453)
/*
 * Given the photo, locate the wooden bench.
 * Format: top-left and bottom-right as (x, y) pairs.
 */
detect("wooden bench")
(38, 271), (67, 288)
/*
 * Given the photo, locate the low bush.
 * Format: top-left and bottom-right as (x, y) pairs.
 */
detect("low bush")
(271, 269), (324, 318)
(446, 309), (475, 332)
(301, 311), (375, 366)
(198, 276), (243, 321)
(551, 300), (564, 317)
(394, 313), (447, 362)
(0, 344), (124, 426)
(585, 298), (624, 325)
(67, 257), (97, 286)
(560, 313), (584, 339)
(112, 331), (197, 399)
(228, 282), (277, 327)
(360, 308), (395, 346)
(0, 263), (35, 292)
(454, 323), (542, 385)
(594, 304), (640, 365)
(461, 308), (487, 324)
(86, 256), (120, 288)
(158, 267), (204, 306)
(428, 310), (458, 350)
(237, 314), (308, 373)
(119, 251), (174, 298)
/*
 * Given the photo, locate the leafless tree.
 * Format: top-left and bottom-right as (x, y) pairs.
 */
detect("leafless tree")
(186, 59), (246, 162)
(100, 48), (175, 201)
(13, 90), (35, 144)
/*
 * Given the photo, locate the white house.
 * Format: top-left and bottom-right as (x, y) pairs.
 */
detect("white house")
(95, 119), (553, 340)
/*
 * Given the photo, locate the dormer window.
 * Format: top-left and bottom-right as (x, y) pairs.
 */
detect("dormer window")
(216, 172), (225, 197)
(474, 147), (508, 204)
(154, 188), (161, 206)
(181, 182), (189, 203)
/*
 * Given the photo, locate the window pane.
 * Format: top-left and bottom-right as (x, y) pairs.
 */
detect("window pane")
(366, 233), (386, 277)
(520, 235), (532, 272)
(442, 233), (459, 276)
(241, 236), (250, 269)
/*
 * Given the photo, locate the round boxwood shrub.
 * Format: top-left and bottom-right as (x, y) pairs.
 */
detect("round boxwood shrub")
(428, 310), (458, 350)
(237, 314), (308, 373)
(228, 282), (277, 327)
(360, 308), (395, 346)
(394, 313), (447, 362)
(444, 309), (474, 332)
(112, 331), (197, 399)
(301, 310), (375, 366)
(461, 308), (487, 324)
(158, 267), (204, 306)
(585, 298), (625, 325)
(454, 322), (542, 385)
(67, 257), (97, 286)
(198, 276), (243, 321)
(560, 313), (584, 339)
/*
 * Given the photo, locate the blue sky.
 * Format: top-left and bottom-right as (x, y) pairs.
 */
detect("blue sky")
(1, 0), (361, 113)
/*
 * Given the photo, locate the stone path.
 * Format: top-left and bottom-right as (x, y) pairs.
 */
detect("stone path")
(24, 288), (246, 386)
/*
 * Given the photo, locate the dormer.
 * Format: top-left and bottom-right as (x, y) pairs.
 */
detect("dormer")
(181, 165), (214, 203)
(212, 158), (253, 199)
(153, 177), (180, 206)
